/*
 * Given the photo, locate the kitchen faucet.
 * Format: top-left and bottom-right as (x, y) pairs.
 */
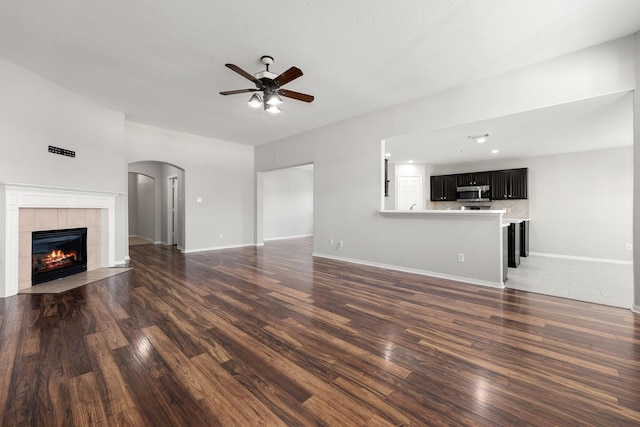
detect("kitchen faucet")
(410, 203), (417, 210)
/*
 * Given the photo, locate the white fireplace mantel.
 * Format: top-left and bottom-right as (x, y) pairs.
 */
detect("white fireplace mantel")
(2, 183), (118, 298)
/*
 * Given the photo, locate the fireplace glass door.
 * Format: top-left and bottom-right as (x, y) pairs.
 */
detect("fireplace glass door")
(32, 227), (88, 285)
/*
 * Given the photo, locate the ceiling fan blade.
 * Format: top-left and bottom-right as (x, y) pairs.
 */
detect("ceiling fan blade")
(278, 89), (314, 103)
(225, 64), (260, 84)
(219, 89), (259, 95)
(274, 67), (303, 86)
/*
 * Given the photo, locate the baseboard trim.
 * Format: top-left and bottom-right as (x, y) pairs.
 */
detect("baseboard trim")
(528, 252), (632, 265)
(181, 243), (255, 254)
(264, 234), (313, 242)
(312, 252), (504, 289)
(129, 235), (155, 243)
(632, 304), (640, 315)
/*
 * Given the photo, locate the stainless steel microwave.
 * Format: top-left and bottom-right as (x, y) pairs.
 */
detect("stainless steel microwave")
(456, 185), (490, 202)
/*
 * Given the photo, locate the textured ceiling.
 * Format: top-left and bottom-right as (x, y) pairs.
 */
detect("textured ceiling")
(1, 0), (640, 146)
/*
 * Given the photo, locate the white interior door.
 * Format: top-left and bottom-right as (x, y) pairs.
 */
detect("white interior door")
(397, 176), (423, 210)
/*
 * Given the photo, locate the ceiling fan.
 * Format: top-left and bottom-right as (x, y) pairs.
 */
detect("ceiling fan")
(220, 55), (315, 114)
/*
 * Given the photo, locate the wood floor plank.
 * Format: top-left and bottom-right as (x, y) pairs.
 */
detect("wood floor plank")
(1, 237), (639, 425)
(0, 297), (26, 418)
(68, 372), (109, 426)
(141, 325), (215, 401)
(110, 344), (205, 426)
(84, 332), (142, 420)
(17, 309), (41, 357)
(86, 290), (129, 351)
(190, 353), (288, 427)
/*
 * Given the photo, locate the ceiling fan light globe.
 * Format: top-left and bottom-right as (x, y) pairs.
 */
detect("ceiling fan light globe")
(248, 93), (262, 108)
(266, 93), (283, 106)
(266, 104), (281, 114)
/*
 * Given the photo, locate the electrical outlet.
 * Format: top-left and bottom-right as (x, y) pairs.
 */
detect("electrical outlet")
(626, 243), (633, 250)
(338, 241), (344, 247)
(329, 238), (334, 246)
(506, 208), (512, 213)
(457, 253), (465, 262)
(219, 233), (223, 239)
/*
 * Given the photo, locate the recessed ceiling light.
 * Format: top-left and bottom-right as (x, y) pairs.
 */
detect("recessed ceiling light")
(491, 149), (499, 154)
(408, 160), (414, 163)
(468, 133), (490, 143)
(385, 152), (391, 157)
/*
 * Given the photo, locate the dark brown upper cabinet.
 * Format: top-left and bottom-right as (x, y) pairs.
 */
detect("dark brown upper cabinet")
(430, 167), (528, 202)
(489, 168), (528, 200)
(430, 175), (457, 201)
(456, 172), (489, 187)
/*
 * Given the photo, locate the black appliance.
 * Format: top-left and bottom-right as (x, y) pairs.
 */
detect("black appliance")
(520, 220), (529, 257)
(507, 222), (521, 268)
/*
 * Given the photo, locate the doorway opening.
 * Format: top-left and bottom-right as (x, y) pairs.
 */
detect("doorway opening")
(128, 161), (185, 250)
(256, 164), (314, 245)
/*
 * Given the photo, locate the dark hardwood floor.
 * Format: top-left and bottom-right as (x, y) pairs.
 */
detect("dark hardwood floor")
(1, 237), (639, 426)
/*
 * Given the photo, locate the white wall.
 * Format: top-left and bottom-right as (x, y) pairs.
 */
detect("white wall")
(0, 58), (129, 276)
(129, 173), (156, 242)
(127, 172), (138, 236)
(433, 147), (633, 261)
(263, 165), (313, 240)
(128, 163), (162, 242)
(0, 58), (126, 193)
(255, 36), (636, 287)
(633, 32), (640, 311)
(125, 122), (254, 252)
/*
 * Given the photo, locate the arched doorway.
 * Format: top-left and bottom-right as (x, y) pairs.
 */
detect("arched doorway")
(128, 161), (185, 249)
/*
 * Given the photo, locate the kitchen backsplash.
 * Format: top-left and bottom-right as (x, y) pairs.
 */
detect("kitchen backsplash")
(428, 199), (530, 219)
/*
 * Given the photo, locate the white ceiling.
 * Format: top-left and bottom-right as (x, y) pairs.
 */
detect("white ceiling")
(386, 91), (634, 165)
(1, 1), (640, 146)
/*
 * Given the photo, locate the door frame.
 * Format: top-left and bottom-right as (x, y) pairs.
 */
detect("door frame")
(167, 175), (178, 245)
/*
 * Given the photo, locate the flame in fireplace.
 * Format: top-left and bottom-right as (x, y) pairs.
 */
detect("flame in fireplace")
(47, 249), (77, 263)
(33, 249), (78, 273)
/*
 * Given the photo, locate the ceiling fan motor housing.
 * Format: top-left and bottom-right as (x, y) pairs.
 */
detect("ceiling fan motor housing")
(254, 70), (278, 80)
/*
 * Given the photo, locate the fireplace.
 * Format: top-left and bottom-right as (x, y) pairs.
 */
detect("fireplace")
(32, 228), (88, 285)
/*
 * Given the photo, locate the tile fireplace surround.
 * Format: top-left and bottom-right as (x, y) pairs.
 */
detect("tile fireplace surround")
(20, 208), (101, 289)
(2, 184), (118, 298)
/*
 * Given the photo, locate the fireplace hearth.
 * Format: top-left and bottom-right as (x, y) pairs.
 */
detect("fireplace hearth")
(32, 228), (88, 285)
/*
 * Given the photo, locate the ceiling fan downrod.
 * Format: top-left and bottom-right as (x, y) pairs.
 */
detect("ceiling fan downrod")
(260, 55), (274, 72)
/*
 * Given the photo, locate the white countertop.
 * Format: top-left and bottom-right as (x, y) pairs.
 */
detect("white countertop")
(502, 217), (530, 223)
(380, 209), (506, 217)
(502, 218), (530, 228)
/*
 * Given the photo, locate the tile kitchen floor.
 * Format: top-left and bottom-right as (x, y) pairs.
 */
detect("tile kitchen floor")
(506, 255), (633, 309)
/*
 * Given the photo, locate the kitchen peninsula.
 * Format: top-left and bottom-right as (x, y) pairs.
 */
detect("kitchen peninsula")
(379, 208), (507, 288)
